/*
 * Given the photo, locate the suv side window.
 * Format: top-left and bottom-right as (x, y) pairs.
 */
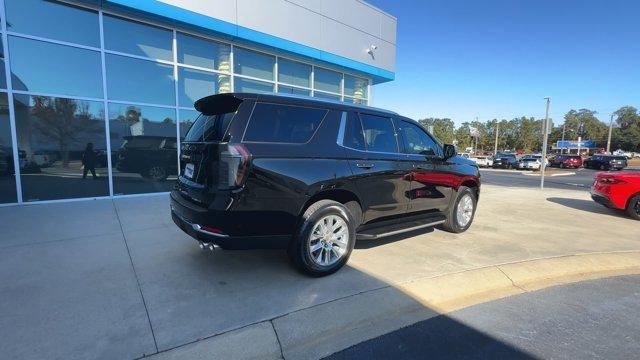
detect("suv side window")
(243, 103), (327, 143)
(359, 113), (397, 153)
(397, 120), (438, 156)
(343, 112), (365, 150)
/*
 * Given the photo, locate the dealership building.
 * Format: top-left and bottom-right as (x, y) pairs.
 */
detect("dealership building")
(0, 0), (396, 205)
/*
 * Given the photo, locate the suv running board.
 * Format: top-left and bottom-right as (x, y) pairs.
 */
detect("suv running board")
(356, 213), (447, 240)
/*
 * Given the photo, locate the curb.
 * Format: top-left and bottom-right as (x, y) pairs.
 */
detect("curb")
(274, 251), (640, 359)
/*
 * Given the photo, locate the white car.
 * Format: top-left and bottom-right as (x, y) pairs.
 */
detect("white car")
(517, 155), (546, 170)
(471, 156), (493, 167)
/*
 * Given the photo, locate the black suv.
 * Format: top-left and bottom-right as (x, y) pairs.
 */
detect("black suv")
(170, 93), (480, 276)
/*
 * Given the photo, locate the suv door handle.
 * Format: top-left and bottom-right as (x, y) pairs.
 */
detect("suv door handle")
(356, 163), (375, 169)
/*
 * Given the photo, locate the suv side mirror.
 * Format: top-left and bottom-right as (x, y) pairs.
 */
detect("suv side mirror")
(443, 144), (456, 160)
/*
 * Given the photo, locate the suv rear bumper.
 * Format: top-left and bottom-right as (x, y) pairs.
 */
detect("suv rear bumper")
(170, 190), (291, 249)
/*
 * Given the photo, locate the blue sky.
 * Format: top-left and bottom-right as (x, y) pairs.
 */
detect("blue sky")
(366, 0), (640, 126)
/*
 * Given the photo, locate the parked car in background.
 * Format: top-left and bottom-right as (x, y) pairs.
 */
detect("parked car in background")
(116, 136), (178, 181)
(517, 154), (545, 170)
(471, 155), (493, 168)
(584, 155), (627, 171)
(171, 93), (481, 276)
(613, 149), (633, 159)
(492, 153), (518, 169)
(591, 171), (640, 220)
(549, 154), (582, 168)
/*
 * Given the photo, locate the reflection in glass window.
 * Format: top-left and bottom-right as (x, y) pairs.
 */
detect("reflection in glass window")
(179, 109), (200, 138)
(5, 0), (100, 47)
(343, 112), (365, 151)
(278, 58), (311, 88)
(360, 114), (397, 153)
(9, 36), (103, 98)
(344, 75), (368, 99)
(103, 15), (173, 61)
(233, 47), (275, 81)
(0, 93), (17, 203)
(244, 103), (327, 143)
(313, 91), (341, 101)
(0, 59), (6, 90)
(177, 33), (231, 71)
(234, 77), (274, 93)
(108, 103), (177, 195)
(13, 95), (108, 201)
(278, 85), (310, 97)
(314, 68), (341, 94)
(178, 67), (230, 107)
(106, 54), (175, 105)
(398, 121), (437, 156)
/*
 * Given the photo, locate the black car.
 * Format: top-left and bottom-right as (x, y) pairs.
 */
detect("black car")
(492, 153), (518, 169)
(170, 93), (481, 276)
(584, 155), (628, 171)
(116, 136), (178, 181)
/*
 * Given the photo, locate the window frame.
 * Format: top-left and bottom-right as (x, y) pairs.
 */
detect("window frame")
(240, 101), (329, 145)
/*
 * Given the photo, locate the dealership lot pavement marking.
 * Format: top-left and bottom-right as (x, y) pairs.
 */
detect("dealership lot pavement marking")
(1, 184), (639, 359)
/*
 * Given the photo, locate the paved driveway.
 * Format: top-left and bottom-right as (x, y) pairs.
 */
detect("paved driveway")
(1, 184), (639, 359)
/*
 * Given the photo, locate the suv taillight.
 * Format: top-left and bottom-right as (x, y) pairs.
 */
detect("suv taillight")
(218, 144), (251, 190)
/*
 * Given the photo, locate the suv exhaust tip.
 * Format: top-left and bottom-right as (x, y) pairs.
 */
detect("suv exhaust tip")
(198, 241), (220, 251)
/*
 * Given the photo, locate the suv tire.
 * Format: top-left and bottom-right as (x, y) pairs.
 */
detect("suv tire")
(289, 200), (356, 277)
(626, 194), (640, 220)
(440, 186), (477, 233)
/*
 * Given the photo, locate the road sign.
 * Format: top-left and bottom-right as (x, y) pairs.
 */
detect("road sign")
(556, 140), (596, 149)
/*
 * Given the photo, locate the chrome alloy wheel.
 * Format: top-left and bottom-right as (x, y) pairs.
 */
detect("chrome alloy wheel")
(456, 194), (474, 227)
(308, 215), (349, 266)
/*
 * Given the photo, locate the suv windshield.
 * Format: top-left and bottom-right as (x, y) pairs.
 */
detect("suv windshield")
(184, 112), (235, 142)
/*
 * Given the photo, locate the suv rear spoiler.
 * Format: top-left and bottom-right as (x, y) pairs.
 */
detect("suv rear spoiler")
(194, 94), (245, 116)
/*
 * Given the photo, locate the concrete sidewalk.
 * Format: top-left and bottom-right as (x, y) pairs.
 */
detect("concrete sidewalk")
(1, 185), (639, 359)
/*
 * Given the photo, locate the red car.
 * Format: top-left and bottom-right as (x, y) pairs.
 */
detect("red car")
(591, 171), (640, 220)
(549, 154), (583, 168)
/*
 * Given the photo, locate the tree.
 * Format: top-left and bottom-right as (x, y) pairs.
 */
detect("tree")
(612, 106), (640, 151)
(31, 96), (102, 167)
(562, 109), (607, 147)
(418, 118), (455, 144)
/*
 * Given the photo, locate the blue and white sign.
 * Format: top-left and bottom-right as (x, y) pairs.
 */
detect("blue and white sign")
(556, 140), (596, 149)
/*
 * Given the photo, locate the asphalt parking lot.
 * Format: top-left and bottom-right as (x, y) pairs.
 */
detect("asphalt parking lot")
(1, 183), (639, 359)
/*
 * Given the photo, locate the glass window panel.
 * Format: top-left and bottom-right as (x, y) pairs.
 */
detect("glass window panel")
(360, 114), (398, 153)
(0, 59), (6, 90)
(103, 15), (173, 61)
(398, 121), (438, 156)
(244, 103), (327, 143)
(233, 47), (275, 81)
(313, 91), (341, 101)
(344, 96), (367, 105)
(277, 85), (310, 97)
(106, 54), (175, 105)
(13, 95), (108, 201)
(177, 33), (231, 71)
(344, 75), (369, 99)
(5, 0), (100, 47)
(178, 67), (230, 107)
(314, 68), (341, 94)
(9, 36), (103, 98)
(278, 58), (311, 88)
(108, 103), (177, 195)
(234, 77), (274, 94)
(343, 112), (365, 151)
(179, 109), (200, 138)
(0, 93), (17, 203)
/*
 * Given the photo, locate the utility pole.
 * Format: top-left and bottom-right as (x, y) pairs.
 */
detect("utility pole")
(561, 124), (566, 154)
(493, 121), (499, 155)
(540, 97), (551, 189)
(606, 113), (615, 154)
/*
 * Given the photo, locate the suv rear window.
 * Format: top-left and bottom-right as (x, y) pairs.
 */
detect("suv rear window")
(184, 112), (235, 142)
(360, 114), (397, 153)
(243, 103), (327, 143)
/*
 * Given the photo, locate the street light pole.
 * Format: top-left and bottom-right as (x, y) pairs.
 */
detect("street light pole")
(541, 97), (551, 189)
(561, 124), (566, 154)
(606, 113), (615, 154)
(494, 121), (499, 155)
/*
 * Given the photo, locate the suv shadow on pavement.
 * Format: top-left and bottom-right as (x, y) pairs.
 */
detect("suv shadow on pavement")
(546, 197), (630, 219)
